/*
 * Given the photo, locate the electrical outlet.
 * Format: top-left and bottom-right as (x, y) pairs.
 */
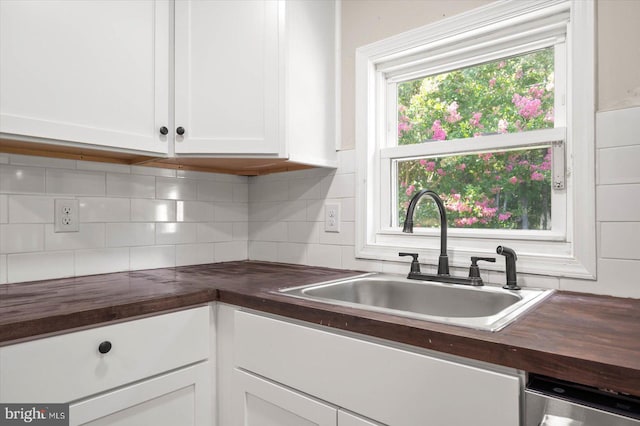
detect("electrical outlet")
(324, 203), (340, 233)
(54, 199), (79, 232)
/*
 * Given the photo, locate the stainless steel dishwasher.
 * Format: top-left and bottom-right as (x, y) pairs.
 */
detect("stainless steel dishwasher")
(526, 375), (640, 425)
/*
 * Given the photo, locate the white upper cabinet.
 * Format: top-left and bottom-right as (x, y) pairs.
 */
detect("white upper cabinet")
(0, 0), (170, 155)
(174, 0), (280, 156)
(0, 0), (338, 170)
(174, 0), (338, 168)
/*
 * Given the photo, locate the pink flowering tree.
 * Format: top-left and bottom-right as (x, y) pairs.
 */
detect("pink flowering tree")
(397, 49), (554, 230)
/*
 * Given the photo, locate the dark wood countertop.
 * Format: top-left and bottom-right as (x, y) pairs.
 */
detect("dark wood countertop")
(1, 261), (639, 397)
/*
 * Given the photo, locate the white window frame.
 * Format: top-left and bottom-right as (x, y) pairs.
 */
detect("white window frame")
(355, 0), (596, 279)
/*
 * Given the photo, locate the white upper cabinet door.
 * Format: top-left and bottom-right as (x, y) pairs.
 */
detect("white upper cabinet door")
(0, 1), (170, 155)
(174, 0), (281, 156)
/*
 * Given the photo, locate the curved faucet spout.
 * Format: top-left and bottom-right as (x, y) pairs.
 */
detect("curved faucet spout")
(402, 189), (449, 275)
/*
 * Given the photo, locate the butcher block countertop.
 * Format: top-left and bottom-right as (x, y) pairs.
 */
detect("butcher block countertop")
(1, 261), (639, 396)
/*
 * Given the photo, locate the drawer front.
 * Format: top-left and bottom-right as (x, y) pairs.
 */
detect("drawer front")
(235, 310), (521, 426)
(1, 306), (210, 402)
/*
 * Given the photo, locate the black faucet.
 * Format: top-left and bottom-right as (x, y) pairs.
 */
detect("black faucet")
(402, 189), (449, 275)
(496, 245), (520, 290)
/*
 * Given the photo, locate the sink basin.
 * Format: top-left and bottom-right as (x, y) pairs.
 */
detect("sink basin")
(277, 274), (553, 332)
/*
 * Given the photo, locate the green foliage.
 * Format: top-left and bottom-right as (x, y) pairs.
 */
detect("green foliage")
(397, 48), (555, 230)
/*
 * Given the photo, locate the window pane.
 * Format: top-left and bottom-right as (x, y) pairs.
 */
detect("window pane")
(397, 48), (554, 145)
(397, 146), (552, 230)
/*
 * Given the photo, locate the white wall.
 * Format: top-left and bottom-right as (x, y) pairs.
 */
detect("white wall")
(248, 0), (640, 298)
(0, 154), (248, 283)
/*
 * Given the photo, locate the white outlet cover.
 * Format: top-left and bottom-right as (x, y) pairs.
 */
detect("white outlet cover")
(324, 203), (340, 233)
(54, 199), (79, 232)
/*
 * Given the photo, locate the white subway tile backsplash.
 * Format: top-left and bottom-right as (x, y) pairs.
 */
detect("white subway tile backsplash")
(8, 251), (74, 283)
(287, 222), (318, 244)
(0, 165), (46, 194)
(177, 170), (218, 181)
(45, 223), (105, 251)
(215, 241), (248, 262)
(131, 165), (176, 177)
(0, 154), (249, 282)
(155, 223), (197, 245)
(46, 169), (105, 196)
(8, 195), (54, 223)
(249, 202), (282, 222)
(0, 255), (6, 284)
(338, 198), (356, 222)
(280, 200), (308, 222)
(600, 222), (640, 260)
(0, 195), (8, 223)
(176, 201), (214, 222)
(599, 146), (640, 185)
(10, 154), (76, 169)
(252, 221), (288, 242)
(278, 242), (307, 264)
(307, 244), (342, 269)
(233, 183), (249, 203)
(337, 149), (356, 174)
(596, 106), (640, 149)
(107, 173), (155, 198)
(156, 177), (198, 200)
(130, 245), (175, 270)
(318, 221), (355, 246)
(197, 222), (233, 243)
(233, 222), (249, 241)
(306, 200), (324, 222)
(197, 181), (234, 202)
(324, 173), (355, 198)
(176, 243), (215, 266)
(289, 178), (324, 200)
(597, 184), (640, 221)
(249, 181), (289, 202)
(106, 223), (155, 247)
(79, 197), (130, 222)
(0, 224), (44, 253)
(75, 248), (129, 276)
(77, 161), (131, 174)
(215, 203), (248, 222)
(248, 241), (279, 262)
(131, 199), (176, 222)
(340, 246), (382, 272)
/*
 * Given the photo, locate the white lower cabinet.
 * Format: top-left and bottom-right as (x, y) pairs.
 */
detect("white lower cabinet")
(237, 369), (383, 426)
(70, 362), (211, 426)
(237, 370), (336, 426)
(0, 306), (213, 426)
(230, 309), (523, 426)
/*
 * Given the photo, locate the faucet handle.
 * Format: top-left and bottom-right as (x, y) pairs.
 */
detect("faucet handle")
(399, 252), (421, 273)
(467, 256), (496, 285)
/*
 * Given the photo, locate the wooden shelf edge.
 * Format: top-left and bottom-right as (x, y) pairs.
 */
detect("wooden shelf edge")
(0, 139), (325, 176)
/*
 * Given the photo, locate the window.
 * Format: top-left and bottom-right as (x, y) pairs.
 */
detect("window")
(356, 0), (596, 279)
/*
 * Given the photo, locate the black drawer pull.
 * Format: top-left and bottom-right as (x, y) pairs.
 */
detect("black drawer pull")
(98, 341), (112, 354)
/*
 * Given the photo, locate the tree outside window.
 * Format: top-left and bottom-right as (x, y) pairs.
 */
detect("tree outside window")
(396, 48), (555, 230)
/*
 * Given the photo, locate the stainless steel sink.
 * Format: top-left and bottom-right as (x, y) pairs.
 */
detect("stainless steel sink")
(277, 274), (553, 332)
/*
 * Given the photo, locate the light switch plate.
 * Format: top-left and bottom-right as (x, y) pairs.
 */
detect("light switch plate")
(324, 203), (340, 233)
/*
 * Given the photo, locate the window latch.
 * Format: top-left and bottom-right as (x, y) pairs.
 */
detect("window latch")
(552, 140), (566, 190)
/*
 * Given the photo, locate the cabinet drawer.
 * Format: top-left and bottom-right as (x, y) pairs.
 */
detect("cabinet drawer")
(1, 306), (210, 402)
(235, 310), (521, 426)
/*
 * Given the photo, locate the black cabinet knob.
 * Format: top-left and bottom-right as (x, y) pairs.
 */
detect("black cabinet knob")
(176, 126), (185, 136)
(160, 126), (169, 135)
(98, 341), (112, 354)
